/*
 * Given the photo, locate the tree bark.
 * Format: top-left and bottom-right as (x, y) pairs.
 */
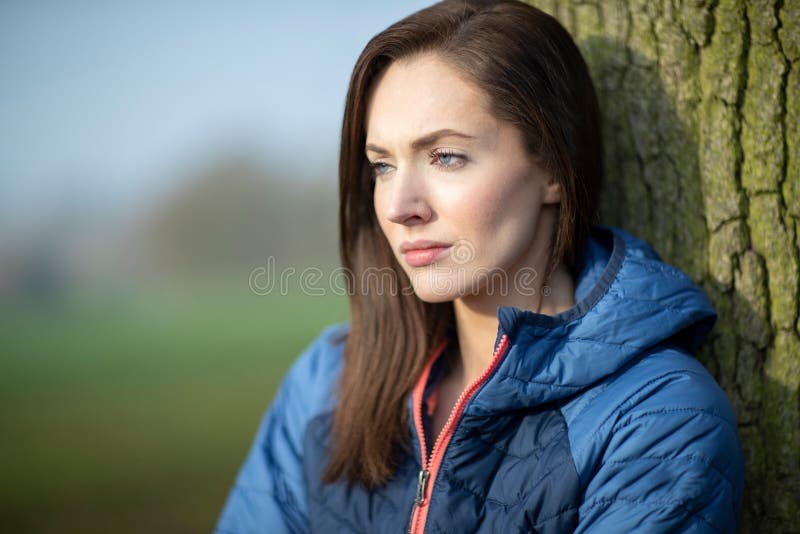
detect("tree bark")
(529, 0), (799, 530)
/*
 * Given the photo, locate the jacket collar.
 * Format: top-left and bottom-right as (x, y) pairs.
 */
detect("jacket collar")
(465, 225), (717, 415)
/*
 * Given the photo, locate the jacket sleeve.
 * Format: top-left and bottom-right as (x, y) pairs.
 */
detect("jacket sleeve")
(214, 324), (346, 534)
(574, 356), (745, 533)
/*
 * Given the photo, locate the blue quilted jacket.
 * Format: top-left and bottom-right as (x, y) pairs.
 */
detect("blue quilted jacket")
(216, 225), (744, 533)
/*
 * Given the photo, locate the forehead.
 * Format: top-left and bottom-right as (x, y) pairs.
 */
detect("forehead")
(364, 54), (496, 143)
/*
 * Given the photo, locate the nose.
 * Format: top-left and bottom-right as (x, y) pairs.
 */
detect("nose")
(384, 170), (432, 226)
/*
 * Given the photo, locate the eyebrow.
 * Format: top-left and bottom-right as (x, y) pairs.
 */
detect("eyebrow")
(365, 128), (477, 155)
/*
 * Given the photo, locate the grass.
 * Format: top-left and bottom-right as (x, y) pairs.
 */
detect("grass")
(0, 284), (349, 533)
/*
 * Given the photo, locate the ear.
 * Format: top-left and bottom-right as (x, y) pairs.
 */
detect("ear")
(542, 179), (561, 204)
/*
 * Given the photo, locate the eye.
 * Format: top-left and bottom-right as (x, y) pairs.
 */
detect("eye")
(368, 161), (393, 179)
(429, 148), (466, 171)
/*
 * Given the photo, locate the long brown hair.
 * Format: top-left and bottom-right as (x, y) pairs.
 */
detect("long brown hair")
(324, 0), (603, 488)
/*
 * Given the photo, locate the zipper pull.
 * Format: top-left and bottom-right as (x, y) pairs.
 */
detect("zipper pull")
(415, 469), (430, 506)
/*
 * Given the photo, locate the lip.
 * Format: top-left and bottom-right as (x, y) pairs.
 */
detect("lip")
(400, 240), (453, 267)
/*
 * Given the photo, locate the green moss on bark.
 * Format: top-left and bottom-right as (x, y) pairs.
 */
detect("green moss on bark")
(748, 193), (799, 330)
(528, 0), (800, 529)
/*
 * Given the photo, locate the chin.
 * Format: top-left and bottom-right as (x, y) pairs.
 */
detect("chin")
(406, 272), (466, 303)
(410, 287), (457, 303)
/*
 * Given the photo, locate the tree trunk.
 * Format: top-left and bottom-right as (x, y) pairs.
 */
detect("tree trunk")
(528, 0), (799, 530)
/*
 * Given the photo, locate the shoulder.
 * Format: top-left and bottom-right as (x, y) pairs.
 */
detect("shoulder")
(563, 346), (744, 529)
(564, 346), (741, 481)
(567, 346), (735, 424)
(278, 322), (349, 418)
(244, 321), (349, 462)
(214, 323), (350, 533)
(290, 322), (349, 380)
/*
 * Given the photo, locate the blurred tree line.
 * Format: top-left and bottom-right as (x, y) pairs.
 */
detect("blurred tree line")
(0, 150), (340, 302)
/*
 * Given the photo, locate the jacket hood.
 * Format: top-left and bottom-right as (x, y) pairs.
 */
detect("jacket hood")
(469, 225), (717, 414)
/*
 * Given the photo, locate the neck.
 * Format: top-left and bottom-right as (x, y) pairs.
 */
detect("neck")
(451, 210), (576, 389)
(451, 263), (575, 387)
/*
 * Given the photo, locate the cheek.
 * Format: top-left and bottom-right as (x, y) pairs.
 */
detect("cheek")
(459, 170), (536, 234)
(457, 169), (542, 264)
(373, 186), (403, 260)
(373, 186), (390, 234)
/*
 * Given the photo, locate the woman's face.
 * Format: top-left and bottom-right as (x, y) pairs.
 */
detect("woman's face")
(366, 53), (561, 303)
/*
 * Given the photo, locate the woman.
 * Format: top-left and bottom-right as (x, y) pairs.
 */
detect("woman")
(216, 1), (744, 532)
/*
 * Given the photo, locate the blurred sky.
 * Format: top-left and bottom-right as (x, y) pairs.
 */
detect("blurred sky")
(0, 0), (433, 229)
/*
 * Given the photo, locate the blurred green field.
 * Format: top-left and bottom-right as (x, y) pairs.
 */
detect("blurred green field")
(0, 286), (349, 533)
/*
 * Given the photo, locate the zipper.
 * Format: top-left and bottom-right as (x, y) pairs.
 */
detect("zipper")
(407, 333), (511, 534)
